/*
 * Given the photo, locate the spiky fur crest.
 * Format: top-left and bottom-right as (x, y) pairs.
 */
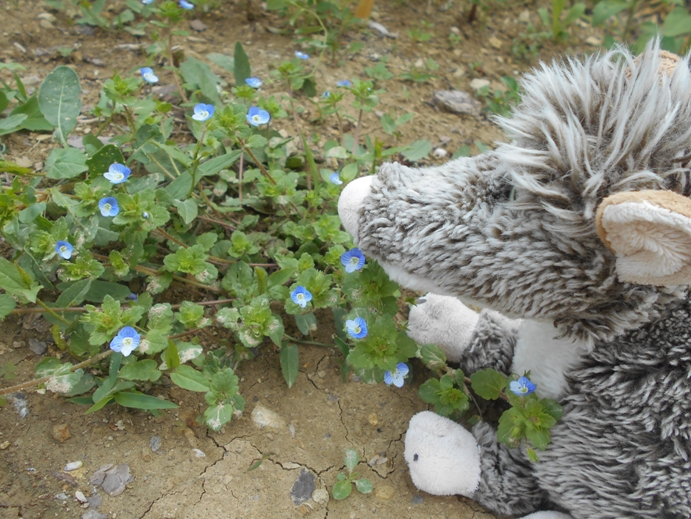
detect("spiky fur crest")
(356, 43), (691, 342)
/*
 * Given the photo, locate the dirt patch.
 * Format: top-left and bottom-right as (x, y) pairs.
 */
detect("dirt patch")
(0, 0), (601, 517)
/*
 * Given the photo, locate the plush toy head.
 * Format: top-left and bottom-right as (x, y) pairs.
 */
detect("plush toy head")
(339, 44), (691, 341)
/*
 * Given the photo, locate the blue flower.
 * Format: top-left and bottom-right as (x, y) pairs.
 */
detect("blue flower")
(509, 376), (537, 396)
(247, 106), (271, 126)
(110, 326), (141, 357)
(329, 172), (343, 185)
(179, 0), (194, 9)
(192, 103), (214, 122)
(245, 77), (262, 88)
(142, 0), (154, 4)
(104, 163), (131, 184)
(142, 212), (150, 219)
(322, 91), (330, 98)
(384, 362), (409, 387)
(291, 286), (313, 308)
(98, 197), (119, 217)
(127, 293), (138, 301)
(55, 240), (74, 260)
(337, 80), (352, 87)
(341, 248), (365, 273)
(345, 317), (367, 339)
(140, 67), (159, 83)
(294, 51), (309, 60)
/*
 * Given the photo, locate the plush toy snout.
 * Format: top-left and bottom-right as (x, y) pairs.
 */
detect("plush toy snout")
(337, 176), (373, 242)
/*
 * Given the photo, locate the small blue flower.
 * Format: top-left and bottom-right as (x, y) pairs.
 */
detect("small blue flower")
(341, 248), (365, 273)
(98, 197), (119, 217)
(384, 362), (409, 387)
(110, 326), (141, 357)
(142, 0), (154, 4)
(104, 163), (131, 184)
(322, 91), (330, 98)
(345, 317), (367, 339)
(140, 67), (159, 83)
(294, 51), (309, 60)
(127, 293), (138, 301)
(192, 103), (214, 122)
(55, 240), (74, 260)
(337, 80), (352, 87)
(247, 106), (271, 126)
(509, 376), (537, 396)
(329, 172), (343, 185)
(179, 0), (194, 9)
(142, 212), (150, 219)
(291, 286), (313, 308)
(245, 77), (262, 88)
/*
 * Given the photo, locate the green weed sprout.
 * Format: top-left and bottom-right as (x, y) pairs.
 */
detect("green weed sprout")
(332, 449), (373, 500)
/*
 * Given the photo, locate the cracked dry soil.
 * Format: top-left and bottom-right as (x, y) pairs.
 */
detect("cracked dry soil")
(0, 0), (599, 516)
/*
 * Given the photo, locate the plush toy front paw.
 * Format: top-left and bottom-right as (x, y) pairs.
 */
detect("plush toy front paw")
(337, 175), (374, 242)
(408, 294), (479, 362)
(403, 411), (481, 496)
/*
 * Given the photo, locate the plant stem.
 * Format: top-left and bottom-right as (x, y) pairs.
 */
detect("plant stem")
(167, 31), (189, 103)
(284, 334), (332, 347)
(36, 298), (71, 325)
(352, 108), (363, 155)
(0, 350), (113, 396)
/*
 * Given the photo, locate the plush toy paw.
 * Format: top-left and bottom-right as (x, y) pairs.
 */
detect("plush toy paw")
(519, 513), (573, 519)
(403, 411), (481, 496)
(408, 294), (479, 363)
(338, 175), (373, 242)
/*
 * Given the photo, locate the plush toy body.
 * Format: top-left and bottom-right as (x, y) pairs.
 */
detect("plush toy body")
(338, 44), (691, 519)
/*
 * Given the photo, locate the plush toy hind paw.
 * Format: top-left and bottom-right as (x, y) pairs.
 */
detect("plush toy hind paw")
(408, 294), (479, 363)
(403, 411), (481, 496)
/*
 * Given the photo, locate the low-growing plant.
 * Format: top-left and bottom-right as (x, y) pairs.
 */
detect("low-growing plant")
(332, 449), (373, 500)
(537, 0), (585, 42)
(476, 76), (522, 117)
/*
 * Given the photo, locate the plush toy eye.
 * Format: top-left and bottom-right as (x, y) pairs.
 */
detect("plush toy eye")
(413, 454), (419, 461)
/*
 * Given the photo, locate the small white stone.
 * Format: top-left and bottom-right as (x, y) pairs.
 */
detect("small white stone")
(433, 148), (448, 159)
(469, 78), (490, 90)
(312, 488), (329, 504)
(251, 404), (286, 429)
(64, 461), (83, 471)
(193, 449), (206, 458)
(75, 490), (87, 502)
(450, 26), (460, 35)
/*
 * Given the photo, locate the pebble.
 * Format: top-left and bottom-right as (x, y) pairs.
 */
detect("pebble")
(469, 78), (491, 90)
(312, 488), (329, 504)
(290, 468), (316, 505)
(433, 148), (448, 159)
(411, 494), (424, 504)
(367, 20), (398, 38)
(367, 413), (378, 426)
(190, 19), (207, 31)
(12, 340), (25, 349)
(86, 493), (102, 509)
(432, 90), (482, 117)
(82, 511), (107, 519)
(193, 448), (206, 458)
(100, 464), (133, 496)
(149, 435), (161, 452)
(488, 37), (502, 49)
(28, 339), (47, 355)
(55, 493), (68, 500)
(39, 20), (54, 30)
(37, 12), (57, 22)
(586, 36), (602, 46)
(251, 404), (286, 429)
(75, 491), (87, 503)
(0, 441), (9, 450)
(374, 484), (395, 501)
(64, 461), (83, 471)
(52, 423), (71, 442)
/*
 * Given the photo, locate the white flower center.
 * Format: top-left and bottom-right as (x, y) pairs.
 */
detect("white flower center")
(122, 338), (133, 348)
(103, 203), (112, 212)
(198, 110), (208, 118)
(352, 325), (361, 334)
(252, 115), (262, 124)
(349, 257), (359, 265)
(112, 172), (123, 181)
(297, 294), (304, 300)
(60, 246), (68, 254)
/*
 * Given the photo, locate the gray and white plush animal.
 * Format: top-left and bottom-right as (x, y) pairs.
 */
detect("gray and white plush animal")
(337, 43), (691, 519)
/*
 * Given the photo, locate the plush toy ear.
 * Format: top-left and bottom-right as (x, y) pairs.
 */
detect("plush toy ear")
(595, 190), (691, 286)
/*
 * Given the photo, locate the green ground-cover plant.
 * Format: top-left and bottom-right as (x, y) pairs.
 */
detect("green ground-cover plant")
(0, 1), (561, 457)
(332, 449), (373, 500)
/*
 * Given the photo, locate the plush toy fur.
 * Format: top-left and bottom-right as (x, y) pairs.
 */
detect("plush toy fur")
(337, 42), (691, 519)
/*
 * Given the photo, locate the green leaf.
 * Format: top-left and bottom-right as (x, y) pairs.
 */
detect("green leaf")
(591, 0), (630, 26)
(207, 52), (235, 73)
(344, 448), (359, 471)
(0, 294), (17, 319)
(234, 42), (251, 87)
(663, 7), (691, 37)
(197, 150), (242, 178)
(164, 340), (181, 370)
(0, 114), (28, 135)
(113, 392), (179, 410)
(118, 359), (161, 381)
(86, 395), (114, 414)
(326, 146), (348, 159)
(332, 480), (352, 500)
(171, 365), (210, 392)
(45, 148), (88, 179)
(166, 171), (193, 199)
(279, 343), (299, 388)
(83, 281), (132, 303)
(354, 478), (373, 494)
(18, 202), (46, 224)
(55, 279), (92, 308)
(541, 398), (564, 422)
(173, 198), (198, 224)
(526, 424), (551, 451)
(402, 139), (432, 162)
(268, 315), (284, 347)
(294, 312), (317, 335)
(0, 258), (41, 303)
(85, 144), (125, 176)
(470, 369), (508, 400)
(203, 402), (233, 431)
(38, 66), (81, 145)
(420, 344), (447, 370)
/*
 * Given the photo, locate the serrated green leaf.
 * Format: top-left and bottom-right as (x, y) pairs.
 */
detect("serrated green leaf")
(118, 359), (161, 382)
(45, 148), (88, 179)
(470, 369), (508, 400)
(204, 402), (233, 431)
(279, 343), (298, 388)
(420, 344), (447, 370)
(85, 144), (125, 176)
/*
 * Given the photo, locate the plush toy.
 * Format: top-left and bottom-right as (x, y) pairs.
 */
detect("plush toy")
(337, 43), (691, 519)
